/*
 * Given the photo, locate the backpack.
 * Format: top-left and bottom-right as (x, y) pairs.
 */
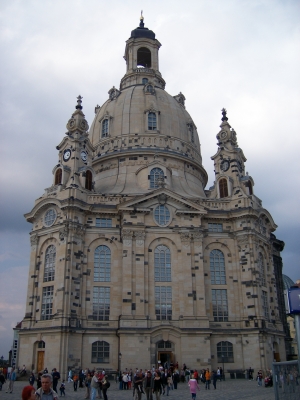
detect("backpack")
(105, 380), (110, 388)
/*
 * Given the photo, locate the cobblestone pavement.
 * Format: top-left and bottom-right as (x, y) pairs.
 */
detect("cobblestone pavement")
(0, 379), (276, 400)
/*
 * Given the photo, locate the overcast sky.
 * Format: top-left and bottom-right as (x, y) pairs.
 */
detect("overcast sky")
(0, 0), (299, 360)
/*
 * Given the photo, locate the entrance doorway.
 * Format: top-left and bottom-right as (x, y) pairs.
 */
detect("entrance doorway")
(37, 351), (44, 372)
(158, 351), (174, 367)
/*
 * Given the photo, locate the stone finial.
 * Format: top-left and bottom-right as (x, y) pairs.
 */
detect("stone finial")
(221, 108), (228, 122)
(76, 95), (83, 110)
(140, 10), (144, 28)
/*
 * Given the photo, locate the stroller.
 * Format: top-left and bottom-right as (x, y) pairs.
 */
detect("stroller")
(264, 375), (273, 387)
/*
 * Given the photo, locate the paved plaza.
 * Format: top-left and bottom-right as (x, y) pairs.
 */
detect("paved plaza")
(0, 378), (276, 400)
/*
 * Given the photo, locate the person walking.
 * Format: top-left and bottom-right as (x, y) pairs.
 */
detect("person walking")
(0, 371), (6, 391)
(188, 373), (200, 400)
(52, 368), (60, 393)
(144, 370), (153, 400)
(6, 366), (16, 393)
(153, 372), (163, 400)
(102, 375), (110, 400)
(60, 380), (66, 396)
(90, 372), (99, 400)
(257, 370), (263, 386)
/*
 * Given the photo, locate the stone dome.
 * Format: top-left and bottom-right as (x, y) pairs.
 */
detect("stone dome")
(87, 20), (208, 198)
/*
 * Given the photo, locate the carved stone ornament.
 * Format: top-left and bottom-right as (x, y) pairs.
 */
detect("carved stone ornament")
(135, 231), (146, 246)
(237, 236), (249, 247)
(108, 86), (121, 101)
(30, 234), (39, 246)
(122, 229), (133, 246)
(180, 232), (191, 247)
(193, 232), (203, 241)
(59, 227), (69, 241)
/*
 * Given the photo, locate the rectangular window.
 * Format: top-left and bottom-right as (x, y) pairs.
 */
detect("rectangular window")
(41, 286), (54, 320)
(208, 223), (223, 232)
(262, 290), (269, 319)
(212, 289), (228, 322)
(96, 218), (112, 228)
(93, 287), (110, 321)
(155, 286), (172, 320)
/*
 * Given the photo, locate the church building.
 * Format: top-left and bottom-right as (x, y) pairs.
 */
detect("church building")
(18, 16), (287, 375)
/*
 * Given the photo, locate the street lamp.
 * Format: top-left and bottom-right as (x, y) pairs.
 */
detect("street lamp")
(221, 354), (225, 381)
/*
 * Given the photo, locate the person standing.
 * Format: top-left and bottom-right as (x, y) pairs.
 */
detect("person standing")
(84, 372), (91, 399)
(257, 370), (263, 386)
(102, 375), (110, 400)
(29, 372), (35, 387)
(205, 368), (211, 390)
(188, 374), (200, 400)
(90, 372), (99, 400)
(73, 372), (78, 391)
(35, 373), (59, 399)
(212, 370), (217, 390)
(52, 368), (60, 393)
(6, 366), (16, 393)
(134, 371), (145, 400)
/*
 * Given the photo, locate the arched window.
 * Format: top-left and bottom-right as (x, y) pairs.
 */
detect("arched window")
(85, 170), (93, 191)
(154, 245), (171, 282)
(188, 124), (194, 143)
(150, 168), (164, 188)
(210, 250), (226, 284)
(219, 178), (228, 198)
(94, 245), (111, 282)
(55, 168), (62, 185)
(102, 119), (108, 137)
(148, 112), (157, 130)
(217, 341), (234, 363)
(44, 245), (56, 282)
(142, 78), (148, 84)
(38, 341), (45, 348)
(258, 252), (266, 286)
(91, 341), (109, 363)
(137, 47), (151, 68)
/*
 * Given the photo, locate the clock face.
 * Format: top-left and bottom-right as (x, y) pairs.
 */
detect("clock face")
(81, 151), (87, 162)
(221, 160), (230, 172)
(220, 131), (227, 139)
(63, 149), (71, 162)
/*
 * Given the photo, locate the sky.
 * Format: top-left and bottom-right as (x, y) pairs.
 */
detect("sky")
(0, 0), (299, 360)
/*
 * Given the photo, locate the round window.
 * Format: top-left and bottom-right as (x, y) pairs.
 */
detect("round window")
(44, 209), (57, 227)
(154, 205), (170, 226)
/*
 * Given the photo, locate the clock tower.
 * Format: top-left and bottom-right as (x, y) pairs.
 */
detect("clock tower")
(54, 96), (95, 191)
(210, 108), (254, 199)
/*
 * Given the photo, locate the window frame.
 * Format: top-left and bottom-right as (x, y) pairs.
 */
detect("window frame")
(44, 245), (56, 282)
(149, 167), (164, 189)
(41, 286), (54, 320)
(94, 245), (111, 282)
(219, 178), (228, 198)
(54, 168), (62, 185)
(154, 245), (171, 282)
(92, 286), (110, 321)
(210, 249), (226, 285)
(154, 205), (171, 227)
(101, 118), (109, 138)
(95, 218), (112, 228)
(44, 209), (57, 227)
(211, 289), (228, 322)
(155, 286), (172, 321)
(208, 223), (223, 232)
(217, 341), (234, 363)
(91, 340), (110, 363)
